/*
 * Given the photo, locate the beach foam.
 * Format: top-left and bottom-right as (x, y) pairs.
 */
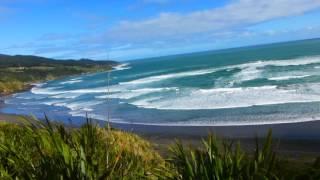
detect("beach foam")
(113, 63), (131, 71)
(119, 68), (218, 85)
(60, 79), (83, 85)
(66, 110), (320, 126)
(29, 56), (320, 112)
(7, 51), (320, 126)
(119, 56), (320, 86)
(269, 75), (311, 81)
(54, 100), (104, 112)
(96, 87), (179, 99)
(130, 84), (320, 110)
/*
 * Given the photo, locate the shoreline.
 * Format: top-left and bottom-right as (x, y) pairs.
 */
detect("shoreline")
(1, 75), (320, 157)
(2, 93), (320, 140)
(2, 91), (320, 140)
(110, 120), (320, 157)
(1, 110), (320, 157)
(0, 83), (35, 97)
(109, 119), (320, 139)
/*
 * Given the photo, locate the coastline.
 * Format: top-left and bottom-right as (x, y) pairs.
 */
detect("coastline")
(0, 70), (100, 122)
(0, 83), (35, 97)
(1, 75), (320, 157)
(111, 119), (320, 139)
(2, 86), (320, 140)
(1, 105), (320, 157)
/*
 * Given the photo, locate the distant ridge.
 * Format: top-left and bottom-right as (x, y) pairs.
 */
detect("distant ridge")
(0, 54), (119, 95)
(0, 54), (118, 68)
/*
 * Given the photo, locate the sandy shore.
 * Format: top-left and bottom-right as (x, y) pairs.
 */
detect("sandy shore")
(0, 96), (27, 123)
(109, 120), (320, 157)
(111, 120), (320, 139)
(1, 111), (320, 157)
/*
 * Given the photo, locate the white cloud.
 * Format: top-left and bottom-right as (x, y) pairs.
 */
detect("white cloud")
(102, 0), (320, 43)
(3, 0), (320, 60)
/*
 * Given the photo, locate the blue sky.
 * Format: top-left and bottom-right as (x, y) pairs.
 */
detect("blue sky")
(0, 0), (320, 61)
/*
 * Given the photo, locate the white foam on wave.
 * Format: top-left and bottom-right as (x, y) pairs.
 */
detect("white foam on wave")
(114, 117), (319, 127)
(68, 87), (109, 94)
(228, 56), (320, 84)
(29, 55), (320, 98)
(31, 82), (47, 87)
(31, 85), (121, 101)
(239, 56), (320, 68)
(96, 87), (179, 100)
(25, 55), (320, 122)
(65, 100), (106, 120)
(269, 75), (311, 81)
(41, 99), (66, 106)
(232, 65), (262, 83)
(130, 83), (320, 110)
(66, 110), (320, 127)
(32, 86), (118, 96)
(51, 93), (81, 99)
(60, 79), (83, 85)
(54, 100), (103, 112)
(31, 86), (64, 95)
(113, 63), (131, 71)
(119, 56), (320, 86)
(15, 96), (34, 100)
(120, 68), (218, 85)
(38, 56), (320, 111)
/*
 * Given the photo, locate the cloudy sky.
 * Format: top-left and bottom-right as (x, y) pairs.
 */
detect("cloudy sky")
(0, 0), (320, 61)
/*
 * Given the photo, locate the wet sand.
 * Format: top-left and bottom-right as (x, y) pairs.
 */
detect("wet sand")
(111, 120), (320, 139)
(0, 97), (27, 123)
(110, 120), (320, 157)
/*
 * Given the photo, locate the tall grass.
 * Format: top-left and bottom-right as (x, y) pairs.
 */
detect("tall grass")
(168, 131), (320, 180)
(0, 117), (165, 179)
(0, 117), (320, 179)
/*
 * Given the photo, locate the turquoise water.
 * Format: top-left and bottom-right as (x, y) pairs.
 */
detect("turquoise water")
(2, 39), (320, 126)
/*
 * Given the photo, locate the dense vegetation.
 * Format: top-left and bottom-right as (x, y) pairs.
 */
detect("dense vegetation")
(169, 133), (320, 180)
(0, 54), (118, 95)
(0, 117), (166, 179)
(0, 117), (319, 179)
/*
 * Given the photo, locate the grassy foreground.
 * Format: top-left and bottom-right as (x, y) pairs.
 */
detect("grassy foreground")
(0, 117), (320, 179)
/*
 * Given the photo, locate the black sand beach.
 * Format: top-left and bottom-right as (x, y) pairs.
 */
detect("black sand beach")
(109, 120), (320, 157)
(112, 120), (320, 139)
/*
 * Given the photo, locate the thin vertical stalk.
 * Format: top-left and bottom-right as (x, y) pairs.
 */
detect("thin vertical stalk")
(106, 70), (111, 130)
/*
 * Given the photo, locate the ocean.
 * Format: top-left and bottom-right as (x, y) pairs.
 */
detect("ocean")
(2, 39), (320, 126)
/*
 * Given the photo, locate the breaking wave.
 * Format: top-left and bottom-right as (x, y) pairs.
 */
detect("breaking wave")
(6, 53), (320, 126)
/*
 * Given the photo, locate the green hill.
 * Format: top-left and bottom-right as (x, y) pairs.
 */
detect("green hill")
(0, 54), (118, 95)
